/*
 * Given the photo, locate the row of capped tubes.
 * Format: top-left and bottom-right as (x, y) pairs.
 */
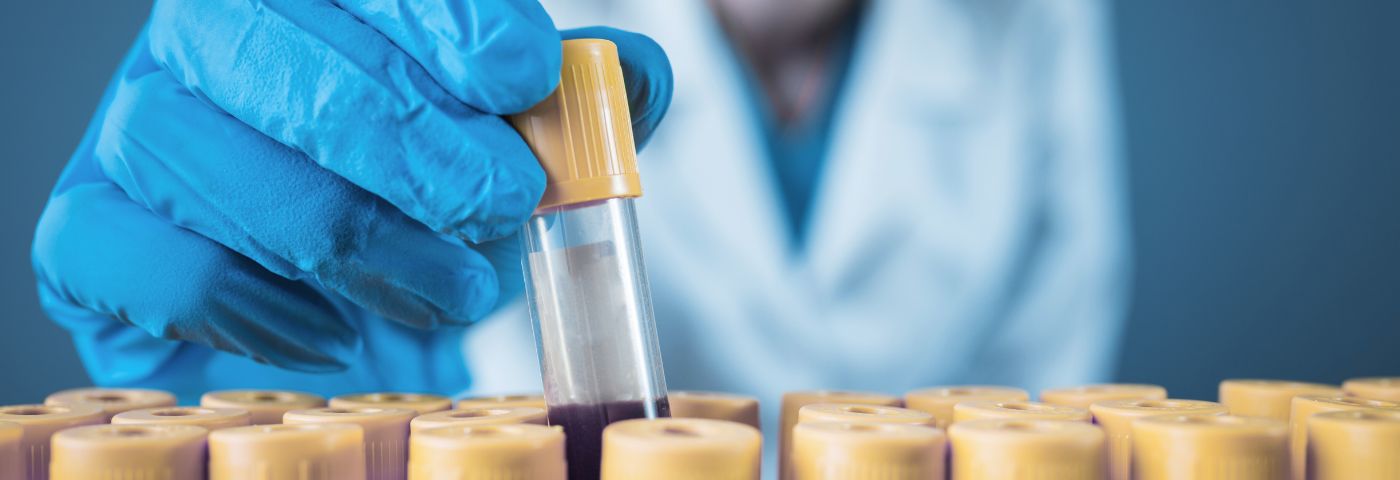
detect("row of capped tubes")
(8, 380), (1400, 480)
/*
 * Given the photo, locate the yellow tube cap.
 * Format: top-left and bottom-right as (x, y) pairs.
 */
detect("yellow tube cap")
(44, 387), (176, 422)
(600, 418), (761, 480)
(284, 407), (415, 480)
(1, 421), (21, 480)
(201, 389), (325, 425)
(49, 424), (207, 480)
(1307, 409), (1400, 479)
(0, 404), (105, 480)
(779, 391), (900, 480)
(669, 391), (761, 431)
(953, 400), (1091, 423)
(331, 392), (452, 415)
(948, 419), (1104, 480)
(1089, 399), (1227, 480)
(1288, 395), (1400, 480)
(210, 423), (365, 480)
(1132, 415), (1287, 480)
(410, 406), (547, 434)
(456, 394), (547, 411)
(794, 422), (946, 480)
(112, 406), (252, 431)
(904, 386), (1030, 428)
(510, 39), (641, 210)
(797, 403), (933, 427)
(409, 424), (566, 480)
(1218, 379), (1340, 421)
(1039, 384), (1168, 409)
(1342, 377), (1400, 402)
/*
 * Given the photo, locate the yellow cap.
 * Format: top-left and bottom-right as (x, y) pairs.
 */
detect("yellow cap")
(1089, 399), (1228, 480)
(456, 394), (547, 411)
(1039, 384), (1167, 409)
(331, 392), (452, 415)
(410, 406), (547, 434)
(44, 387), (176, 422)
(1307, 409), (1400, 479)
(201, 389), (325, 425)
(669, 391), (761, 431)
(210, 423), (365, 480)
(953, 400), (1091, 423)
(1288, 394), (1400, 480)
(1132, 415), (1286, 480)
(1342, 377), (1400, 402)
(904, 386), (1030, 428)
(948, 419), (1104, 480)
(0, 404), (105, 480)
(49, 424), (207, 480)
(1, 421), (21, 480)
(794, 422), (946, 480)
(797, 403), (934, 427)
(510, 39), (641, 210)
(284, 407), (415, 480)
(600, 418), (760, 480)
(112, 406), (252, 431)
(779, 391), (900, 480)
(1218, 379), (1340, 421)
(409, 424), (565, 480)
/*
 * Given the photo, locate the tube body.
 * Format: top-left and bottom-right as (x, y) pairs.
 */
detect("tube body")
(522, 197), (669, 479)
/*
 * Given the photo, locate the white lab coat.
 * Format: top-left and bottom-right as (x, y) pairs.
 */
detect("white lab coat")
(463, 0), (1128, 455)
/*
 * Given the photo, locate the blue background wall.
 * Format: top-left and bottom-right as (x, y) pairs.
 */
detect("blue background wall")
(1, 1), (1396, 403)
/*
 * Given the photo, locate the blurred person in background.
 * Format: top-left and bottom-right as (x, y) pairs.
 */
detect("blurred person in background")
(32, 0), (1123, 444)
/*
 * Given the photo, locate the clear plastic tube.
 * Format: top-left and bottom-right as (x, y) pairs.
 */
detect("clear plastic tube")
(521, 197), (669, 480)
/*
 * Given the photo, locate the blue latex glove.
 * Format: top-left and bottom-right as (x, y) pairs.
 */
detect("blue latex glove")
(31, 0), (672, 399)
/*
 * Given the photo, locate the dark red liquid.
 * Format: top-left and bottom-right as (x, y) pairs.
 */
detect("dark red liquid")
(547, 398), (671, 480)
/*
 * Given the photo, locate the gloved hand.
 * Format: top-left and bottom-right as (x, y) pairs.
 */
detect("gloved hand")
(31, 0), (671, 395)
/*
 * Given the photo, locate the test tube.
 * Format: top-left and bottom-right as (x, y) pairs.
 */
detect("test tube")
(1217, 379), (1340, 421)
(1286, 394), (1400, 480)
(49, 424), (208, 480)
(669, 391), (761, 430)
(1342, 377), (1400, 402)
(953, 400), (1091, 423)
(510, 39), (670, 480)
(1132, 414), (1287, 480)
(1306, 409), (1400, 479)
(200, 389), (325, 425)
(457, 394), (548, 411)
(112, 406), (251, 431)
(778, 391), (901, 480)
(410, 406), (548, 434)
(209, 423), (365, 480)
(329, 392), (451, 415)
(0, 404), (104, 480)
(1089, 399), (1227, 480)
(0, 422), (21, 480)
(600, 418), (762, 480)
(797, 403), (934, 427)
(1038, 384), (1167, 409)
(948, 419), (1104, 480)
(44, 387), (176, 422)
(795, 422), (947, 480)
(904, 386), (1030, 429)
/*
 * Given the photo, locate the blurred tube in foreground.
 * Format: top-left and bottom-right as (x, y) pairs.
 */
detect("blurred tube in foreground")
(601, 418), (761, 480)
(948, 419), (1102, 480)
(795, 422), (946, 480)
(904, 386), (1029, 429)
(49, 424), (207, 480)
(1132, 414), (1286, 480)
(1306, 409), (1400, 479)
(409, 424), (566, 480)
